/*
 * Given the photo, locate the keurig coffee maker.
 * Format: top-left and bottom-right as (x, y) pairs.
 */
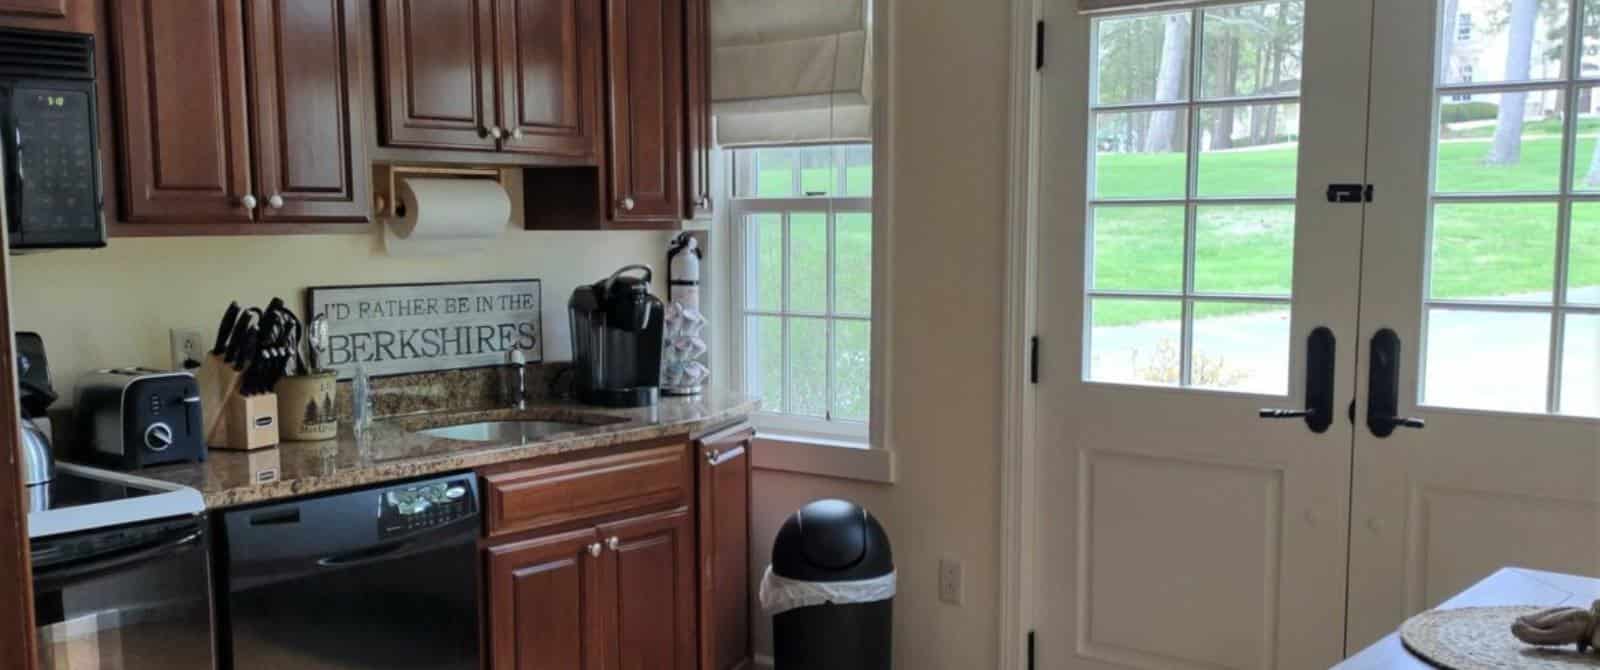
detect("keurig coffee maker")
(569, 265), (664, 407)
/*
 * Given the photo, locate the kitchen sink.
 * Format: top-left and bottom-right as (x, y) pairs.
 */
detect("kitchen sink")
(418, 420), (606, 443)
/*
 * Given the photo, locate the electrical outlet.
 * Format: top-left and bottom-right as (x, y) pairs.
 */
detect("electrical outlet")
(170, 328), (206, 370)
(939, 556), (964, 605)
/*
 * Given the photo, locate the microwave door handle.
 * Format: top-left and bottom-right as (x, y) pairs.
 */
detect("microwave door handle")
(31, 530), (203, 591)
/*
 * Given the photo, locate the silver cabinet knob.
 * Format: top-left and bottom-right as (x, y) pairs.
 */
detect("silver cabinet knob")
(511, 128), (524, 139)
(606, 536), (620, 552)
(240, 194), (258, 209)
(268, 194), (284, 209)
(620, 196), (636, 211)
(488, 126), (505, 140)
(587, 542), (603, 557)
(705, 449), (720, 466)
(697, 195), (710, 208)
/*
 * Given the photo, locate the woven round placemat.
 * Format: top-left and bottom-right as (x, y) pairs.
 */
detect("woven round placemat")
(1401, 606), (1600, 669)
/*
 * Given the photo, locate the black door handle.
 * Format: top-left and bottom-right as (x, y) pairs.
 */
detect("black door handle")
(1367, 328), (1425, 437)
(1259, 326), (1335, 433)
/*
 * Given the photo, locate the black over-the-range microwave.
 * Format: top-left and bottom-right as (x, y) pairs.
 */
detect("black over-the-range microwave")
(0, 26), (105, 250)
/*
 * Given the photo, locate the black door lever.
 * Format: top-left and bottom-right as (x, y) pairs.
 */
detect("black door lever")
(1259, 326), (1336, 433)
(1366, 328), (1425, 437)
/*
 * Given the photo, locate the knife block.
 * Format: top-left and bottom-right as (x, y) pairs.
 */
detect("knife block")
(217, 393), (279, 451)
(200, 355), (246, 447)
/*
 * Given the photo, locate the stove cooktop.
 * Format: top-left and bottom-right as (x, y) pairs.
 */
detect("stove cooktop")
(26, 463), (205, 539)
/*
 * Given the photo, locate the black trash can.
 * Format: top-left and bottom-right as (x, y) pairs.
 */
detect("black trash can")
(764, 499), (894, 670)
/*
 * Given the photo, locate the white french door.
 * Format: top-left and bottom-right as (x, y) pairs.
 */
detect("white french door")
(1034, 0), (1600, 666)
(1034, 1), (1373, 667)
(1347, 0), (1600, 653)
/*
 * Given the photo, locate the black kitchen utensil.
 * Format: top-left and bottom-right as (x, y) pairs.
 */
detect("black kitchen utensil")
(212, 301), (241, 355)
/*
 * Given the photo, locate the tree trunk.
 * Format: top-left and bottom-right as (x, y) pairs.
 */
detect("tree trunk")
(1212, 33), (1239, 149)
(1144, 14), (1189, 153)
(1486, 0), (1538, 165)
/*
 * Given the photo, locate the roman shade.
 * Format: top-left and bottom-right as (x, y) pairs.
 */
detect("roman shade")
(711, 0), (871, 146)
(1080, 0), (1204, 13)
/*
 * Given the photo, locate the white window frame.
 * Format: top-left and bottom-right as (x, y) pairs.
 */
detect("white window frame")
(726, 147), (873, 442)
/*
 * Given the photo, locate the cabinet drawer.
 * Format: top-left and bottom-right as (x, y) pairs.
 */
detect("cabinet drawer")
(482, 442), (690, 537)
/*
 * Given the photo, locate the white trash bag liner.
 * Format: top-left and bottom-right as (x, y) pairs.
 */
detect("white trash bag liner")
(759, 566), (897, 616)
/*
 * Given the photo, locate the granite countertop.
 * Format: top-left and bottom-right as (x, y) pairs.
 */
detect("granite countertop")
(137, 389), (757, 509)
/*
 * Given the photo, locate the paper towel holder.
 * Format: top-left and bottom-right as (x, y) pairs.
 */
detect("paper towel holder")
(372, 164), (508, 219)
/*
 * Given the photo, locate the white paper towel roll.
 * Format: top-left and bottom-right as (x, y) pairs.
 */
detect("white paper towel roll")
(384, 177), (511, 256)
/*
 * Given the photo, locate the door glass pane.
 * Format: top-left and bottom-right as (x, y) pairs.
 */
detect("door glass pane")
(1584, 0), (1600, 77)
(833, 321), (871, 421)
(1435, 91), (1565, 194)
(1095, 11), (1192, 105)
(1200, 2), (1304, 99)
(1196, 103), (1299, 197)
(789, 318), (828, 417)
(1423, 308), (1552, 412)
(1571, 203), (1600, 304)
(1561, 314), (1600, 416)
(1439, 0), (1569, 86)
(1093, 206), (1185, 292)
(748, 214), (783, 311)
(1194, 205), (1295, 295)
(1191, 301), (1290, 394)
(790, 213), (827, 313)
(1088, 299), (1183, 386)
(836, 213), (872, 315)
(1430, 202), (1558, 303)
(1094, 109), (1189, 199)
(747, 316), (784, 411)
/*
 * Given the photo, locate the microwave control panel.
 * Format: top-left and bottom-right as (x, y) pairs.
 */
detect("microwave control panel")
(6, 83), (102, 247)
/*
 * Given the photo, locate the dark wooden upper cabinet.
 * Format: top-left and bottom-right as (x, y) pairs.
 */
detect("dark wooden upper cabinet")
(0, 0), (63, 18)
(111, 0), (254, 224)
(246, 0), (370, 223)
(376, 0), (497, 151)
(487, 527), (608, 670)
(599, 507), (697, 670)
(697, 424), (754, 670)
(496, 0), (602, 162)
(682, 0), (711, 220)
(604, 0), (684, 226)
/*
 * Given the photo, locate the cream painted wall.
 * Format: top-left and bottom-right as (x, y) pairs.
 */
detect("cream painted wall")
(9, 178), (672, 396)
(745, 0), (1014, 667)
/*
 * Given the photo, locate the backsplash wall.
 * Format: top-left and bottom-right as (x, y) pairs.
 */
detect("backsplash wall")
(10, 224), (671, 403)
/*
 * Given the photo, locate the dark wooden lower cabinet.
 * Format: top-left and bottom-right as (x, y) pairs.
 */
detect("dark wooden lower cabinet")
(487, 526), (607, 670)
(697, 424), (754, 670)
(483, 435), (749, 670)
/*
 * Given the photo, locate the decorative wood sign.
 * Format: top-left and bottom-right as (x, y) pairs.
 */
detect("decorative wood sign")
(306, 279), (542, 379)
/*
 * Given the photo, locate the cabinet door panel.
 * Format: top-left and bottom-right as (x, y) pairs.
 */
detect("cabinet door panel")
(600, 508), (695, 670)
(682, 0), (711, 219)
(698, 425), (754, 670)
(497, 0), (602, 161)
(376, 0), (496, 150)
(111, 0), (252, 223)
(247, 0), (370, 223)
(604, 0), (683, 225)
(488, 527), (607, 670)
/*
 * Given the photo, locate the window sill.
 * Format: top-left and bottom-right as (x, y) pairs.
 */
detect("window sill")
(751, 433), (896, 484)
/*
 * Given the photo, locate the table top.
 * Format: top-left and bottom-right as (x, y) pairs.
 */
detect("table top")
(1335, 568), (1600, 669)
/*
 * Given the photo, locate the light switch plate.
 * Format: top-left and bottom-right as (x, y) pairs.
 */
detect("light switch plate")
(939, 556), (963, 605)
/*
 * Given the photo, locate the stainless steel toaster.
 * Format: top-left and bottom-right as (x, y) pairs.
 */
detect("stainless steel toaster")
(74, 368), (205, 469)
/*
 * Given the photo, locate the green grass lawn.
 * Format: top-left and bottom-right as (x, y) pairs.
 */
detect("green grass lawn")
(1090, 134), (1600, 326)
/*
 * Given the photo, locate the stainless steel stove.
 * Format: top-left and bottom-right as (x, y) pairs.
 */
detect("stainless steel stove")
(29, 463), (214, 669)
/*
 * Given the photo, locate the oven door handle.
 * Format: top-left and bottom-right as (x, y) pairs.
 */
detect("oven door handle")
(32, 530), (202, 590)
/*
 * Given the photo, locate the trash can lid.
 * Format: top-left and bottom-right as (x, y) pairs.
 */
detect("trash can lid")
(771, 499), (893, 582)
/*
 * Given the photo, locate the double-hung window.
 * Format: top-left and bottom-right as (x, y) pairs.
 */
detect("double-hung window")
(728, 144), (873, 440)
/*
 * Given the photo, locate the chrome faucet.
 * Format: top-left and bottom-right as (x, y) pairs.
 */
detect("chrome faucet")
(508, 349), (527, 411)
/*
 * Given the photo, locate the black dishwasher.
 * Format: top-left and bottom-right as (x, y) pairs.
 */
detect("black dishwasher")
(219, 473), (480, 670)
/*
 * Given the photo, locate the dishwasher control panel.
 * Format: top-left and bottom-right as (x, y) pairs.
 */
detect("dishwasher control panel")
(378, 476), (477, 540)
